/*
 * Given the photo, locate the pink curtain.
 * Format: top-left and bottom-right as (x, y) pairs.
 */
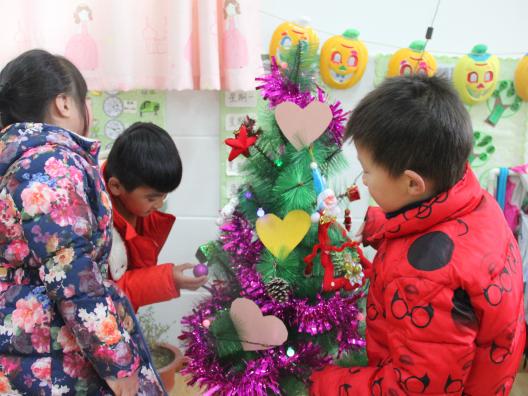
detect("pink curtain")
(0, 0), (262, 91)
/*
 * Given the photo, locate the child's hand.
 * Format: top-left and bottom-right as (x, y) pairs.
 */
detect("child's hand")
(353, 222), (365, 243)
(173, 263), (208, 291)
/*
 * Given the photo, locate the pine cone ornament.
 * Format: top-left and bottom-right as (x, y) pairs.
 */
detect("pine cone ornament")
(265, 278), (292, 302)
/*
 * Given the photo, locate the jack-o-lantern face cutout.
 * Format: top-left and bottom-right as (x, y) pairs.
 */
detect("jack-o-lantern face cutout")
(387, 40), (437, 78)
(514, 54), (528, 101)
(320, 29), (368, 89)
(269, 20), (319, 65)
(453, 44), (500, 105)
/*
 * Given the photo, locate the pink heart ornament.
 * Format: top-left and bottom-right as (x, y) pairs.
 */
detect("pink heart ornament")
(275, 100), (333, 150)
(229, 298), (288, 351)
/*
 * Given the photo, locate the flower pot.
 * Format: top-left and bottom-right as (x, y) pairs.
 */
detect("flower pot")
(153, 342), (185, 392)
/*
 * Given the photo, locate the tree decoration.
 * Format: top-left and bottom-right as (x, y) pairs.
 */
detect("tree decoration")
(343, 208), (352, 232)
(265, 277), (292, 303)
(274, 100), (333, 151)
(304, 219), (365, 292)
(256, 210), (311, 261)
(229, 298), (288, 351)
(180, 44), (365, 395)
(225, 124), (258, 161)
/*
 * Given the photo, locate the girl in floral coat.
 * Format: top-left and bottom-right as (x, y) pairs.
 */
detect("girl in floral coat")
(0, 50), (165, 395)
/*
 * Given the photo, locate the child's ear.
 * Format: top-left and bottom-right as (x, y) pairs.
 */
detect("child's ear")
(403, 170), (427, 197)
(107, 177), (124, 196)
(52, 94), (73, 118)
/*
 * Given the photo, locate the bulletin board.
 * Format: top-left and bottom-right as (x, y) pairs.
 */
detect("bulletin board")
(375, 55), (528, 184)
(219, 91), (259, 206)
(88, 90), (166, 154)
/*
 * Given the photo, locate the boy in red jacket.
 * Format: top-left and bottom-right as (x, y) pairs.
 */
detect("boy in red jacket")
(311, 76), (525, 395)
(103, 122), (207, 312)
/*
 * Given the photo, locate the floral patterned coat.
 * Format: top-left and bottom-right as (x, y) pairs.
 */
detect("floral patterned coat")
(0, 123), (166, 395)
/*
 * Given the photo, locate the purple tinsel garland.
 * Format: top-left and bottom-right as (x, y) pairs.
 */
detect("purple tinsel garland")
(293, 293), (366, 354)
(255, 57), (348, 145)
(180, 281), (330, 395)
(219, 213), (268, 303)
(181, 55), (360, 393)
(255, 57), (312, 108)
(180, 212), (365, 394)
(219, 212), (263, 265)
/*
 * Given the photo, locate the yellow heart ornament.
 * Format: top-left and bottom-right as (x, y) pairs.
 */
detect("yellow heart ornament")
(256, 210), (311, 261)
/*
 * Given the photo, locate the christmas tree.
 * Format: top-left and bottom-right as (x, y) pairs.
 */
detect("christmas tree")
(180, 45), (367, 395)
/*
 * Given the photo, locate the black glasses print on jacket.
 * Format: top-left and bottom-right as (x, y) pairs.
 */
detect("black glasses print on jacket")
(484, 266), (512, 307)
(391, 290), (434, 328)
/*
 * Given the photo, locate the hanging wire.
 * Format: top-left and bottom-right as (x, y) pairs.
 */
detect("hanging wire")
(353, 171), (363, 185)
(259, 8), (525, 57)
(412, 0), (442, 73)
(260, 9), (400, 50)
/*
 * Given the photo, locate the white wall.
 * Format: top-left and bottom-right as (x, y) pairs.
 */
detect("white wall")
(141, 90), (222, 345)
(149, 0), (528, 345)
(261, 0), (527, 56)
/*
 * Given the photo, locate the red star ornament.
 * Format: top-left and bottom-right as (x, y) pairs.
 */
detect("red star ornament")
(225, 125), (258, 161)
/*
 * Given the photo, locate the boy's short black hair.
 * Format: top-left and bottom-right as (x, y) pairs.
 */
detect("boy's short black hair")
(104, 122), (182, 192)
(346, 75), (473, 193)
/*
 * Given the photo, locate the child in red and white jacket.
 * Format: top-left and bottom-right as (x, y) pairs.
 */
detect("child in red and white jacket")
(102, 122), (207, 312)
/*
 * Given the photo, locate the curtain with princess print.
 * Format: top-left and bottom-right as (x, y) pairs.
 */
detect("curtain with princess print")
(0, 0), (262, 91)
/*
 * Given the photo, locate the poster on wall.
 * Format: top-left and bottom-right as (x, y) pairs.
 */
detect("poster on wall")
(220, 91), (259, 206)
(375, 55), (528, 185)
(88, 90), (166, 156)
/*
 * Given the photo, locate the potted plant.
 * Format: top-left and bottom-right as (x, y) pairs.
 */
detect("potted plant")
(138, 307), (186, 392)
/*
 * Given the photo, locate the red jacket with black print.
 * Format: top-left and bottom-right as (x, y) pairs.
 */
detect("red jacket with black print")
(311, 167), (525, 396)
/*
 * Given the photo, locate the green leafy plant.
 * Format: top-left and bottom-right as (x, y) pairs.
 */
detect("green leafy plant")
(138, 307), (174, 368)
(469, 131), (495, 168)
(486, 80), (522, 126)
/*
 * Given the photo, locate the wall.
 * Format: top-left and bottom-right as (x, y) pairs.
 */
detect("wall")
(145, 90), (222, 345)
(149, 0), (528, 345)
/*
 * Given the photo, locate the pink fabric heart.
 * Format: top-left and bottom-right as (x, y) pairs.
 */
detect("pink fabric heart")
(275, 100), (333, 150)
(229, 298), (288, 351)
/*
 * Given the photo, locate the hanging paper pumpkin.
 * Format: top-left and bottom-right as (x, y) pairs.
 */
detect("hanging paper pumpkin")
(319, 29), (368, 89)
(387, 40), (437, 78)
(453, 44), (500, 105)
(514, 54), (528, 101)
(269, 20), (319, 65)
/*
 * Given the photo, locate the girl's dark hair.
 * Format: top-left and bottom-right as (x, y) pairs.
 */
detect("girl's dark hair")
(0, 49), (88, 132)
(104, 122), (183, 193)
